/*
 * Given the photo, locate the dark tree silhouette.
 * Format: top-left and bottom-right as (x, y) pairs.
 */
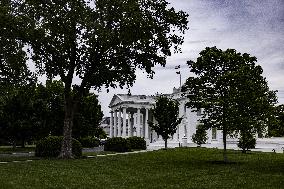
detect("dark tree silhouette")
(182, 47), (277, 162)
(149, 96), (182, 149)
(7, 0), (188, 158)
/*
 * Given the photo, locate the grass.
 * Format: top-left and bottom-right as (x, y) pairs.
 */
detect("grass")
(0, 146), (35, 153)
(0, 147), (283, 189)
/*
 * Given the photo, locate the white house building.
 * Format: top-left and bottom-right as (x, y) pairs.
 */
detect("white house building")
(108, 87), (222, 145)
(108, 87), (284, 152)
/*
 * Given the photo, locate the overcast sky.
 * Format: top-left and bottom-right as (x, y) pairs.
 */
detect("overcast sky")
(96, 0), (284, 116)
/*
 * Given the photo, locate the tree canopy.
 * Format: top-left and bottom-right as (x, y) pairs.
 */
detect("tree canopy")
(182, 47), (277, 162)
(7, 0), (188, 158)
(0, 80), (103, 146)
(149, 96), (182, 149)
(0, 0), (34, 87)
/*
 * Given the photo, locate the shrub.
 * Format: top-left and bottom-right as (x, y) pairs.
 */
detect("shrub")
(192, 124), (208, 146)
(238, 132), (256, 153)
(79, 137), (100, 148)
(127, 136), (146, 150)
(104, 137), (131, 152)
(35, 136), (82, 158)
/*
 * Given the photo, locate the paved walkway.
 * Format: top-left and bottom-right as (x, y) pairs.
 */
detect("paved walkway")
(0, 148), (155, 164)
(86, 149), (152, 158)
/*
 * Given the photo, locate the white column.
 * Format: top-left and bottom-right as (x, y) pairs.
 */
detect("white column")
(114, 110), (117, 137)
(145, 108), (149, 139)
(131, 113), (134, 137)
(110, 111), (114, 138)
(118, 109), (122, 137)
(137, 108), (141, 137)
(133, 114), (136, 136)
(122, 107), (127, 138)
(127, 113), (131, 137)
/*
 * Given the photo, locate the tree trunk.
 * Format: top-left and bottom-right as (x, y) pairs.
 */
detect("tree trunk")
(59, 94), (75, 159)
(165, 139), (168, 149)
(223, 127), (228, 163)
(12, 140), (16, 150)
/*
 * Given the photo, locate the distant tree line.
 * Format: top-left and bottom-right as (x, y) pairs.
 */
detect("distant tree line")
(0, 80), (103, 148)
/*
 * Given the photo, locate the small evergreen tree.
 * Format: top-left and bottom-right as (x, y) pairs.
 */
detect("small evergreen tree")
(238, 131), (256, 153)
(148, 96), (182, 149)
(192, 124), (208, 147)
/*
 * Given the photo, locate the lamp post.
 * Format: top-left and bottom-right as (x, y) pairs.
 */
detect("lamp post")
(175, 65), (181, 88)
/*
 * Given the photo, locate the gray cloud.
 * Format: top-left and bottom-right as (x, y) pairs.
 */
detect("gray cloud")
(98, 0), (284, 116)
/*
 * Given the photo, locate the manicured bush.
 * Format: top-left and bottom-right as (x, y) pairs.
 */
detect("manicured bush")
(35, 136), (82, 158)
(127, 136), (146, 150)
(104, 137), (131, 152)
(79, 137), (100, 148)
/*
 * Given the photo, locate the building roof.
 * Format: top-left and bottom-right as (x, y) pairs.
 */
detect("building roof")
(109, 87), (186, 109)
(109, 94), (156, 108)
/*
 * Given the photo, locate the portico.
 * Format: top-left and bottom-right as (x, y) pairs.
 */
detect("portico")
(109, 94), (155, 140)
(108, 90), (200, 144)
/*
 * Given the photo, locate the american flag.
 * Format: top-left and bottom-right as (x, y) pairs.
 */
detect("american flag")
(175, 65), (181, 69)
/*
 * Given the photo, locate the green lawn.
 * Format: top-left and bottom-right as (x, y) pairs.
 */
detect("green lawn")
(0, 148), (283, 189)
(0, 146), (35, 153)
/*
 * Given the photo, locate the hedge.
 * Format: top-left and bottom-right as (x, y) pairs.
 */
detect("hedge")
(79, 137), (100, 148)
(104, 137), (131, 152)
(126, 136), (146, 150)
(35, 136), (82, 158)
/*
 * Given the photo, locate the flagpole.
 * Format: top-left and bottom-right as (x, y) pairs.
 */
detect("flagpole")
(175, 65), (181, 89)
(179, 73), (181, 88)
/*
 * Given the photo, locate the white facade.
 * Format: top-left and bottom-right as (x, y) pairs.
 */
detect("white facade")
(108, 87), (284, 152)
(108, 87), (214, 144)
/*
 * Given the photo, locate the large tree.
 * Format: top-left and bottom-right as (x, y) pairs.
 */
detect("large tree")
(182, 47), (277, 162)
(148, 96), (182, 149)
(15, 0), (188, 158)
(12, 0), (188, 158)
